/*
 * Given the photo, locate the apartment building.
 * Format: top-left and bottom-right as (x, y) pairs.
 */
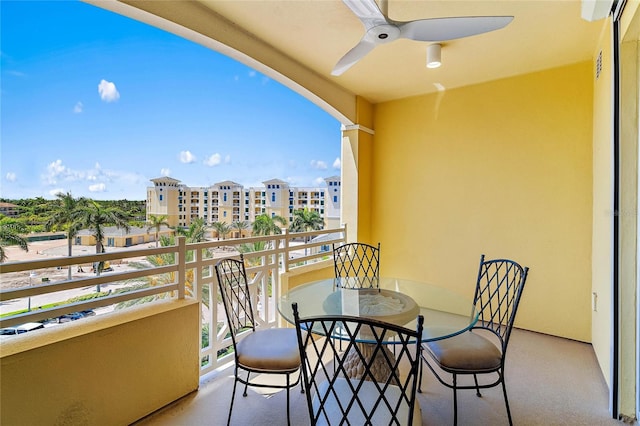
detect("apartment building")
(147, 176), (341, 231)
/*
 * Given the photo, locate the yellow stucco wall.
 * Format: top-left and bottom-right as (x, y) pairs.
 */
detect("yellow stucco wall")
(0, 299), (200, 425)
(372, 62), (594, 342)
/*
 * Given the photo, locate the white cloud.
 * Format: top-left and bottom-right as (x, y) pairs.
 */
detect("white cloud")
(41, 160), (145, 197)
(179, 151), (196, 164)
(48, 188), (65, 197)
(89, 183), (107, 193)
(333, 157), (341, 169)
(73, 101), (83, 113)
(5, 172), (16, 182)
(313, 177), (325, 186)
(310, 160), (328, 170)
(204, 153), (222, 167)
(44, 159), (70, 184)
(160, 168), (171, 176)
(98, 79), (120, 102)
(224, 155), (231, 164)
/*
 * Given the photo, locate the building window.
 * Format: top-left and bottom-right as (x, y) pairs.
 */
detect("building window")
(223, 193), (227, 202)
(159, 195), (163, 201)
(223, 211), (227, 217)
(333, 196), (338, 202)
(271, 192), (276, 202)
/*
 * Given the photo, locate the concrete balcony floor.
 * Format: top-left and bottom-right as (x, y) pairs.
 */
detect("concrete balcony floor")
(135, 328), (622, 425)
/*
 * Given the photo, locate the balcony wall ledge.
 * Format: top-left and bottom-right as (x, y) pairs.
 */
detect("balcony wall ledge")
(1, 298), (201, 426)
(0, 298), (197, 357)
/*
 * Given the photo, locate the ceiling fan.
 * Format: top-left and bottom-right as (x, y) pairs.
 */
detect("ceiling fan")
(332, 0), (513, 76)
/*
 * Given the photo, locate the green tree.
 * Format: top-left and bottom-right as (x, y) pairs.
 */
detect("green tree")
(75, 201), (131, 255)
(252, 213), (287, 236)
(289, 207), (324, 233)
(289, 208), (324, 255)
(146, 214), (171, 247)
(231, 220), (250, 238)
(176, 217), (209, 243)
(218, 222), (232, 240)
(211, 221), (226, 241)
(44, 192), (87, 279)
(0, 220), (29, 263)
(74, 201), (130, 290)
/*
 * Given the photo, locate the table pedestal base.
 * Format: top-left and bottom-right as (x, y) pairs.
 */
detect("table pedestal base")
(342, 343), (398, 384)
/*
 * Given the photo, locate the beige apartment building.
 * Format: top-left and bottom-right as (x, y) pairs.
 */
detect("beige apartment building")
(147, 176), (341, 232)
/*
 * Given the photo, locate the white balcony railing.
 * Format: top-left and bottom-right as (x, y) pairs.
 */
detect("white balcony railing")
(0, 227), (346, 377)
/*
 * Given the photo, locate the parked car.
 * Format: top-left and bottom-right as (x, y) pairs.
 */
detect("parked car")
(57, 312), (84, 323)
(0, 322), (45, 336)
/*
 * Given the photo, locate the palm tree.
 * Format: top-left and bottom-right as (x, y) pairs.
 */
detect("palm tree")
(44, 192), (87, 279)
(75, 201), (131, 255)
(211, 221), (226, 241)
(176, 217), (209, 243)
(146, 214), (171, 247)
(289, 208), (324, 255)
(74, 201), (130, 289)
(252, 213), (287, 236)
(231, 220), (250, 238)
(0, 220), (29, 263)
(289, 207), (324, 233)
(218, 222), (232, 240)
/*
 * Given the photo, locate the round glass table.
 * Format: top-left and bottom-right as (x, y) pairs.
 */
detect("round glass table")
(278, 277), (478, 342)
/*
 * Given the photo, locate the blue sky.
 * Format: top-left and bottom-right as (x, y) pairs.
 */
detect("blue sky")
(1, 1), (341, 200)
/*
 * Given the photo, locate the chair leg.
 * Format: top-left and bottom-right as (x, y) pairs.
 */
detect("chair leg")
(228, 376), (238, 426)
(286, 373), (291, 426)
(473, 374), (482, 397)
(452, 374), (458, 426)
(417, 358), (423, 393)
(501, 377), (513, 426)
(243, 371), (250, 397)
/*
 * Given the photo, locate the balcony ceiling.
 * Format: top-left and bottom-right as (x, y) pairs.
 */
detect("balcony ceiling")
(107, 1), (605, 105)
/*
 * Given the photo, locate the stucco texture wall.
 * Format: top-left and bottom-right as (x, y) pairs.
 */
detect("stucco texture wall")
(371, 62), (593, 341)
(1, 299), (200, 425)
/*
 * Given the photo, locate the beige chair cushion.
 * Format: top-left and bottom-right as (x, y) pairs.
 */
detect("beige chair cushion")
(236, 328), (300, 371)
(312, 377), (421, 426)
(426, 331), (502, 371)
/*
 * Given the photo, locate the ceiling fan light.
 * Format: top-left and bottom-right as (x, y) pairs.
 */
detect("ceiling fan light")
(427, 44), (442, 69)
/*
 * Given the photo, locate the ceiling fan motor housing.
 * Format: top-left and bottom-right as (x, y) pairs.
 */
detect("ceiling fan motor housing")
(368, 24), (400, 43)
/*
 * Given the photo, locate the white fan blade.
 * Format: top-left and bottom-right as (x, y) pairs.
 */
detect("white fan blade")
(332, 38), (376, 76)
(342, 0), (387, 28)
(400, 16), (513, 41)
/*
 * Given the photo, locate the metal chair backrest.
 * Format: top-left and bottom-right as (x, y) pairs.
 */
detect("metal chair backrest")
(332, 242), (381, 288)
(472, 255), (529, 354)
(215, 255), (256, 349)
(293, 302), (423, 426)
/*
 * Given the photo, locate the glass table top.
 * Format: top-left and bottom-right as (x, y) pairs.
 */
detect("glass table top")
(278, 277), (479, 343)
